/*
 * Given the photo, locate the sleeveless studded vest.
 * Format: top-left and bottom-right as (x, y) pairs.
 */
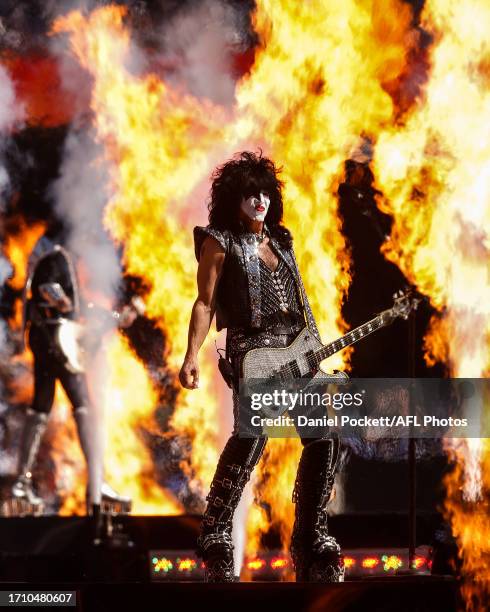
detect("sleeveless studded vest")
(193, 224), (320, 339)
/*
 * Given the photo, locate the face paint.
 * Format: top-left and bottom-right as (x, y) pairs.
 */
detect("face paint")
(240, 191), (271, 222)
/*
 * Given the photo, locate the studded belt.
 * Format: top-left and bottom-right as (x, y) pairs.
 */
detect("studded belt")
(263, 323), (303, 335)
(226, 326), (302, 356)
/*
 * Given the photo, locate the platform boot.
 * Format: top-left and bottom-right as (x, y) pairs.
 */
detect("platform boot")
(11, 409), (48, 507)
(197, 434), (266, 582)
(290, 438), (344, 582)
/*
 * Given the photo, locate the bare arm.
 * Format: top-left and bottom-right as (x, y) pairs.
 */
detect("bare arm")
(179, 236), (225, 389)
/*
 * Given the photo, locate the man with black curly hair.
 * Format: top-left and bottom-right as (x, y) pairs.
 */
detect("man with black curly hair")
(180, 151), (343, 583)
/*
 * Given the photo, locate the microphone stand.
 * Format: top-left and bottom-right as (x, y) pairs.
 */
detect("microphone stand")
(408, 293), (417, 571)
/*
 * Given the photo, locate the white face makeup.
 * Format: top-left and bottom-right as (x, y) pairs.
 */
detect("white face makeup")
(240, 191), (271, 222)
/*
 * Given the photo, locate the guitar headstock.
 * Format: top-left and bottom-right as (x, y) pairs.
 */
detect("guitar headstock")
(381, 289), (422, 324)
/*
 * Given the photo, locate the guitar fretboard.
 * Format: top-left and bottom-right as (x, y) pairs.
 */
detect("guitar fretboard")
(311, 311), (390, 368)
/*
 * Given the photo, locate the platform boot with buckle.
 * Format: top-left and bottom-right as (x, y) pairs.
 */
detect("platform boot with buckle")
(290, 437), (344, 582)
(11, 409), (48, 508)
(197, 434), (267, 582)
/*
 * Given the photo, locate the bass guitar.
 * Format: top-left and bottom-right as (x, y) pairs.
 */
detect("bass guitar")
(55, 296), (145, 374)
(242, 290), (419, 383)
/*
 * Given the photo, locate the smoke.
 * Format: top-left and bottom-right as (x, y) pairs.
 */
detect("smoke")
(0, 64), (20, 469)
(0, 63), (23, 206)
(48, 125), (122, 502)
(0, 63), (20, 354)
(49, 126), (121, 300)
(157, 0), (252, 106)
(47, 0), (254, 294)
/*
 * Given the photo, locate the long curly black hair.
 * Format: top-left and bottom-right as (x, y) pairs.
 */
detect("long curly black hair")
(208, 151), (292, 246)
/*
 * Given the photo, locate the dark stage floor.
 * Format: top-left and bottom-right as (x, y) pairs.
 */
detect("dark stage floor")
(0, 578), (458, 612)
(0, 514), (459, 610)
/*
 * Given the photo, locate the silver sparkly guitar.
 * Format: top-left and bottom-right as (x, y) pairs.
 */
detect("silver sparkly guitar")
(242, 290), (419, 383)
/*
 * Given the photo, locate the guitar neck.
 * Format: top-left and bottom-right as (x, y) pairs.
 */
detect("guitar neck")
(313, 310), (392, 365)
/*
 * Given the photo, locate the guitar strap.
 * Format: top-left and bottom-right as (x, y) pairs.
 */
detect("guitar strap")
(287, 248), (321, 341)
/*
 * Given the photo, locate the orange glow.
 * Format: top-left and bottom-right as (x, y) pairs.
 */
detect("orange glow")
(362, 557), (380, 569)
(246, 558), (266, 571)
(54, 332), (182, 516)
(270, 556), (289, 570)
(153, 558), (173, 572)
(343, 557), (356, 569)
(100, 333), (181, 514)
(177, 558), (197, 572)
(412, 556), (427, 570)
(4, 220), (45, 292)
(3, 220), (45, 344)
(49, 383), (86, 516)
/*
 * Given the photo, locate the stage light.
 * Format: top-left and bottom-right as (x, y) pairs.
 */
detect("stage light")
(177, 558), (197, 572)
(412, 556), (427, 570)
(362, 556), (380, 569)
(150, 552), (203, 580)
(152, 557), (173, 573)
(149, 546), (432, 580)
(270, 556), (289, 570)
(382, 555), (403, 572)
(247, 558), (266, 571)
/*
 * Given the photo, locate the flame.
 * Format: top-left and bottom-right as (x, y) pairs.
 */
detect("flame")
(2, 216), (179, 513)
(4, 220), (45, 290)
(50, 384), (85, 516)
(101, 332), (181, 514)
(51, 0), (416, 562)
(3, 221), (45, 404)
(52, 7), (229, 505)
(235, 0), (415, 556)
(54, 332), (181, 516)
(373, 0), (490, 606)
